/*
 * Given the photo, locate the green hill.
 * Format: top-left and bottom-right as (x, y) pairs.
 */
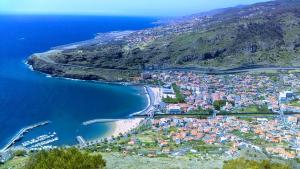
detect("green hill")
(28, 0), (300, 81)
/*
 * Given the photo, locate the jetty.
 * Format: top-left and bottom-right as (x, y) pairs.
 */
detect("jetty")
(76, 136), (87, 147)
(0, 121), (50, 152)
(82, 119), (122, 125)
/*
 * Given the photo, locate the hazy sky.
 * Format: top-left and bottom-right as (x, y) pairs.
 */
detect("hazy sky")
(0, 0), (268, 16)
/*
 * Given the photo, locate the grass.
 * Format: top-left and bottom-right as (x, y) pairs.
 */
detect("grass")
(239, 105), (271, 113)
(230, 130), (256, 140)
(101, 152), (226, 169)
(162, 83), (185, 104)
(138, 136), (156, 144)
(289, 100), (300, 107)
(0, 156), (28, 169)
(230, 130), (271, 147)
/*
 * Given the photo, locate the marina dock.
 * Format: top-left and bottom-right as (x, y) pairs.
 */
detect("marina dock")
(0, 121), (50, 152)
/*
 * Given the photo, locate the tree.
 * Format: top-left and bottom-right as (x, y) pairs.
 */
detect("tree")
(25, 148), (106, 169)
(213, 100), (226, 111)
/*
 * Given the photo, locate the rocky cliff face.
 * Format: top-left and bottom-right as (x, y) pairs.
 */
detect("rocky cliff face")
(28, 0), (300, 81)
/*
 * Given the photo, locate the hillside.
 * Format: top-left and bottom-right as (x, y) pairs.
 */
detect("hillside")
(28, 0), (300, 81)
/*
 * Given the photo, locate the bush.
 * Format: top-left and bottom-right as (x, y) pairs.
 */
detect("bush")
(213, 100), (226, 111)
(13, 150), (27, 157)
(24, 148), (106, 169)
(223, 158), (291, 169)
(188, 107), (213, 114)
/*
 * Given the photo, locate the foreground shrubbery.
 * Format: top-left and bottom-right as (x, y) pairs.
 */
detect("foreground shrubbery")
(223, 158), (291, 169)
(24, 148), (105, 169)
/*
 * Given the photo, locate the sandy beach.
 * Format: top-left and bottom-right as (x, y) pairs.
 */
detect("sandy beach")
(107, 118), (144, 138)
(83, 86), (161, 142)
(104, 86), (160, 139)
(150, 87), (161, 105)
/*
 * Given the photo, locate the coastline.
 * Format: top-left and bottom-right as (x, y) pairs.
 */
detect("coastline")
(105, 118), (144, 138)
(24, 60), (143, 87)
(129, 86), (151, 116)
(102, 86), (160, 139)
(87, 86), (160, 142)
(24, 60), (158, 146)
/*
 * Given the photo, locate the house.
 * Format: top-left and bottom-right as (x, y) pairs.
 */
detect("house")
(287, 116), (298, 124)
(279, 91), (294, 104)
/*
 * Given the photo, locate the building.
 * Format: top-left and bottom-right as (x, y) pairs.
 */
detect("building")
(167, 105), (182, 114)
(161, 85), (176, 99)
(141, 73), (152, 80)
(279, 91), (294, 104)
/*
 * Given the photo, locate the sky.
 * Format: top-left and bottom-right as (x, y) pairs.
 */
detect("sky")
(0, 0), (268, 17)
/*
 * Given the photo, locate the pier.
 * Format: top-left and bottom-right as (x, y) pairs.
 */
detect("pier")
(76, 136), (87, 147)
(0, 121), (50, 152)
(82, 119), (122, 125)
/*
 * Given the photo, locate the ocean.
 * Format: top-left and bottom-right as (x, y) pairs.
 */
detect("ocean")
(0, 15), (156, 148)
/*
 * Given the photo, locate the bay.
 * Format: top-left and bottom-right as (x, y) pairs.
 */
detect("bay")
(0, 15), (156, 147)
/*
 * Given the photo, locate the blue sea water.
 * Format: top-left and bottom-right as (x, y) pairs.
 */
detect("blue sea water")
(0, 15), (156, 147)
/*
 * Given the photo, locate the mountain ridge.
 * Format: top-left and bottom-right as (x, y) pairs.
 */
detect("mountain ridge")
(28, 0), (300, 81)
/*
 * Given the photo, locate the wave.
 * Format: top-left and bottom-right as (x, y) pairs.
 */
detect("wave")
(129, 86), (151, 117)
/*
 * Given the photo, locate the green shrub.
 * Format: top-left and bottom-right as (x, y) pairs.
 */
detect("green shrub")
(213, 100), (226, 111)
(13, 150), (27, 157)
(24, 148), (106, 169)
(223, 158), (291, 169)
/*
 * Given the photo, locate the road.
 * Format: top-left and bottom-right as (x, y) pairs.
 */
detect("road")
(132, 112), (299, 118)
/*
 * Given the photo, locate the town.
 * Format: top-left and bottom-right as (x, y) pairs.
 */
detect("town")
(92, 69), (300, 161)
(142, 70), (300, 115)
(2, 69), (300, 167)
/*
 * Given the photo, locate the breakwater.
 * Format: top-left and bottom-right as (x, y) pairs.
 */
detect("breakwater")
(0, 121), (50, 152)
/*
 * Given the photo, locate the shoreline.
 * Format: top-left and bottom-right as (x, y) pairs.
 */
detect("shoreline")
(26, 58), (157, 116)
(129, 86), (151, 116)
(24, 60), (158, 146)
(86, 86), (160, 142)
(105, 118), (144, 138)
(24, 60), (144, 87)
(101, 86), (160, 139)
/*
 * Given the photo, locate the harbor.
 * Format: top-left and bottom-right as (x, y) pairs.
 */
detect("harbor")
(22, 132), (59, 151)
(0, 121), (50, 153)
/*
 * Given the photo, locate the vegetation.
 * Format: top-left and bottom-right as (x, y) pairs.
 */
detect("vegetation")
(29, 1), (300, 81)
(230, 130), (270, 146)
(0, 156), (28, 169)
(24, 148), (106, 169)
(270, 76), (279, 82)
(289, 99), (300, 107)
(231, 130), (256, 140)
(213, 100), (227, 111)
(13, 150), (27, 157)
(240, 105), (271, 113)
(188, 106), (213, 114)
(223, 158), (291, 169)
